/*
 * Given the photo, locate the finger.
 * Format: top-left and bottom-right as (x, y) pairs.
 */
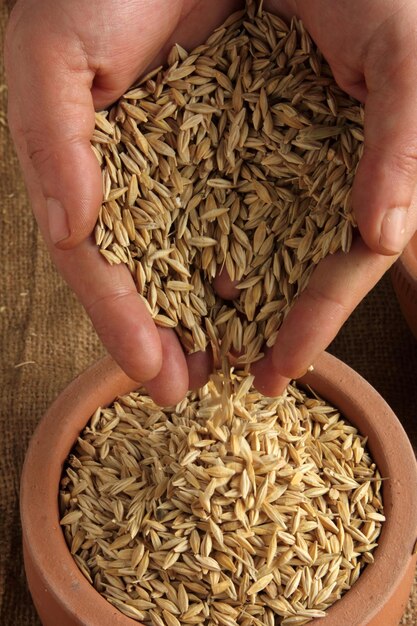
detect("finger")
(212, 267), (240, 300)
(11, 117), (164, 384)
(146, 347), (213, 404)
(186, 350), (213, 390)
(252, 237), (397, 396)
(145, 328), (189, 406)
(5, 12), (102, 249)
(55, 239), (165, 383)
(251, 348), (290, 398)
(353, 37), (417, 255)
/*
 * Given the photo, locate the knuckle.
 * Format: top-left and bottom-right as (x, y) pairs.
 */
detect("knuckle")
(25, 131), (57, 172)
(304, 282), (350, 318)
(366, 142), (417, 181)
(387, 148), (417, 180)
(85, 288), (135, 321)
(393, 149), (417, 179)
(24, 130), (86, 174)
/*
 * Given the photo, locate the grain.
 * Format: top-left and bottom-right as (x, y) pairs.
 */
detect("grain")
(93, 0), (363, 364)
(60, 369), (384, 625)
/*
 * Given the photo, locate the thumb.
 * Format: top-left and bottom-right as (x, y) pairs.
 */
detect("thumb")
(353, 56), (417, 255)
(5, 13), (102, 249)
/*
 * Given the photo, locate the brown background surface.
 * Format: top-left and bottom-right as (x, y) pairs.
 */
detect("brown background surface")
(0, 1), (416, 624)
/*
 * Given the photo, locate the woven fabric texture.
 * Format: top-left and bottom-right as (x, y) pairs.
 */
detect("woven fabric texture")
(0, 1), (416, 624)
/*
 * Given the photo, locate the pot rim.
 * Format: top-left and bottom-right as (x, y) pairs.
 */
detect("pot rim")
(20, 352), (417, 626)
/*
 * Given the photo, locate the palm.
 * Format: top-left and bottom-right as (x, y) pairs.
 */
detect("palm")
(83, 0), (242, 109)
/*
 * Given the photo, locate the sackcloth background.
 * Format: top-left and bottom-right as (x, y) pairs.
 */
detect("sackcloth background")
(0, 1), (416, 624)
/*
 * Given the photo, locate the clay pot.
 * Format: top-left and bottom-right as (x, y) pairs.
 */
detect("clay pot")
(21, 353), (417, 626)
(391, 232), (417, 340)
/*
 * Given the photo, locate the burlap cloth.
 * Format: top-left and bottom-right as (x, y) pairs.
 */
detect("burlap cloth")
(1, 2), (416, 624)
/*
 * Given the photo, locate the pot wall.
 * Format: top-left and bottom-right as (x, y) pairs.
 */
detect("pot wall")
(21, 354), (417, 626)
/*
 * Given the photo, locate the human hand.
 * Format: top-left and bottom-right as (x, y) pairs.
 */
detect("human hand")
(251, 0), (417, 395)
(4, 0), (240, 405)
(7, 0), (416, 403)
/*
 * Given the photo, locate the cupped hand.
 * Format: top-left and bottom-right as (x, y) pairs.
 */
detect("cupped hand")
(252, 0), (417, 395)
(6, 0), (417, 403)
(4, 0), (240, 405)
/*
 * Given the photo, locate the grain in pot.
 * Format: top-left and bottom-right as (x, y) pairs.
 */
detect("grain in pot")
(60, 369), (384, 626)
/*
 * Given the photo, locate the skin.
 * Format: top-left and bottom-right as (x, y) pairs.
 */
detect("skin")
(4, 0), (417, 404)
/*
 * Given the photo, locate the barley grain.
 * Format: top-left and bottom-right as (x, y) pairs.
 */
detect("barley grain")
(93, 0), (363, 362)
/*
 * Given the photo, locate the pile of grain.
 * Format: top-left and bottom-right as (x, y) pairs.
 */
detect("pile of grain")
(92, 0), (363, 364)
(60, 371), (384, 626)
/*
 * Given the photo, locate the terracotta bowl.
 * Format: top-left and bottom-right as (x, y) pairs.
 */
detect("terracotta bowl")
(21, 353), (417, 626)
(391, 232), (417, 340)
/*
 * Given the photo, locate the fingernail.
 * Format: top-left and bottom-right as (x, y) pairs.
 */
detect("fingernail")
(46, 197), (70, 245)
(380, 207), (407, 253)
